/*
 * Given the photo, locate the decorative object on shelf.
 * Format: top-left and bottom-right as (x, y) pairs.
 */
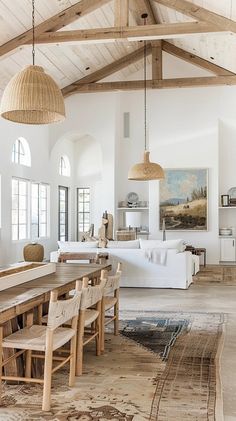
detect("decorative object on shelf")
(116, 230), (137, 241)
(23, 243), (44, 262)
(219, 227), (232, 236)
(0, 0), (65, 125)
(128, 14), (164, 182)
(227, 187), (236, 206)
(127, 192), (139, 207)
(221, 195), (229, 207)
(160, 168), (208, 231)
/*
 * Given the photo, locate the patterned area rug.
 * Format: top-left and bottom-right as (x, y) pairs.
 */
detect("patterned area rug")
(194, 264), (236, 285)
(0, 311), (224, 421)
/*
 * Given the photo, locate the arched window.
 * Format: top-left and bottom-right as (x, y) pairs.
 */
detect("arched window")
(12, 137), (31, 167)
(59, 155), (71, 177)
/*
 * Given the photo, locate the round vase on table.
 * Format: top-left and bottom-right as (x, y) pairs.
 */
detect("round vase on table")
(23, 243), (44, 262)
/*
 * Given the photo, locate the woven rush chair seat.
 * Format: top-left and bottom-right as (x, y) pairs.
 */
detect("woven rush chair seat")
(2, 325), (75, 352)
(84, 309), (99, 327)
(104, 296), (117, 311)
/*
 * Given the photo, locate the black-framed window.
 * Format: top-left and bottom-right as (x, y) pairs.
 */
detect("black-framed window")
(77, 188), (90, 239)
(58, 186), (68, 241)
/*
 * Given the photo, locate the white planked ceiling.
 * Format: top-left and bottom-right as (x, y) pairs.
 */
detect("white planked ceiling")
(0, 0), (235, 97)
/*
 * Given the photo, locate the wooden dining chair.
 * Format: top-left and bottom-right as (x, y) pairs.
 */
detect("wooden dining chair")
(76, 277), (103, 376)
(0, 281), (81, 412)
(100, 263), (122, 353)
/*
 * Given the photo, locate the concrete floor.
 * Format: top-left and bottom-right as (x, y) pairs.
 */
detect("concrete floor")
(119, 282), (236, 421)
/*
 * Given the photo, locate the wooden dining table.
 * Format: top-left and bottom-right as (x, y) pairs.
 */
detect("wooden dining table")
(0, 262), (111, 378)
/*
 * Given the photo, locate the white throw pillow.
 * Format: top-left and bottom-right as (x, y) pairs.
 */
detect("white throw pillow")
(58, 241), (98, 252)
(140, 239), (185, 252)
(107, 240), (140, 249)
(139, 239), (163, 249)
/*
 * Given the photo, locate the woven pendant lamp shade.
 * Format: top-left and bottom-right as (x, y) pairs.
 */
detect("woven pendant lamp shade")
(0, 65), (65, 124)
(128, 151), (164, 181)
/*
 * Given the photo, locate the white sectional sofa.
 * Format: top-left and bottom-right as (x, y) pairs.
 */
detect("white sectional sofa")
(50, 239), (199, 290)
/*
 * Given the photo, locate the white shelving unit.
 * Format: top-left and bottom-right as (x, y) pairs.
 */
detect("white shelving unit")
(117, 207), (149, 210)
(219, 205), (236, 262)
(116, 207), (149, 232)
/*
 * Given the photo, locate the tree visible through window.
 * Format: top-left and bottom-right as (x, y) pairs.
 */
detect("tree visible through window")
(12, 137), (31, 167)
(77, 188), (90, 239)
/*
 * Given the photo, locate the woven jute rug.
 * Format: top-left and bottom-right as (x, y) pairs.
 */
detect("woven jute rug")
(0, 311), (224, 421)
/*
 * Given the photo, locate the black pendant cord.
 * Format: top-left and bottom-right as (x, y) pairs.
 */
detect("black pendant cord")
(32, 0), (35, 65)
(142, 14), (148, 152)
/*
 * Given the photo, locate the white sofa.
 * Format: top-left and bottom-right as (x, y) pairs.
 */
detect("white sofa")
(50, 239), (199, 290)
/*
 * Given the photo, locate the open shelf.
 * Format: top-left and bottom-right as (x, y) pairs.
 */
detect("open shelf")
(117, 207), (149, 210)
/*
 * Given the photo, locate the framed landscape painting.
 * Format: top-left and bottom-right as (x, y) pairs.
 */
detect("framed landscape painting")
(159, 168), (208, 231)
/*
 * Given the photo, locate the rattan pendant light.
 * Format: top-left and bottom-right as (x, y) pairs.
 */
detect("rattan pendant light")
(0, 0), (65, 125)
(128, 14), (164, 181)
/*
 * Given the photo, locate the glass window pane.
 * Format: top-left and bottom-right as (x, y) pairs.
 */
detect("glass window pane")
(19, 181), (27, 195)
(12, 225), (18, 241)
(12, 179), (19, 194)
(60, 190), (65, 200)
(84, 213), (90, 223)
(31, 184), (39, 198)
(40, 224), (46, 237)
(41, 198), (47, 211)
(84, 194), (90, 202)
(79, 224), (84, 232)
(31, 224), (39, 241)
(78, 213), (84, 223)
(12, 210), (18, 224)
(19, 224), (27, 240)
(79, 203), (84, 212)
(40, 185), (47, 198)
(19, 210), (27, 224)
(60, 225), (65, 236)
(19, 195), (27, 210)
(84, 224), (90, 232)
(60, 201), (65, 212)
(12, 196), (18, 210)
(84, 203), (90, 212)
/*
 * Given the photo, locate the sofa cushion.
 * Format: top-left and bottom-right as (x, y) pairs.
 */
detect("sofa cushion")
(140, 239), (185, 252)
(107, 240), (140, 249)
(58, 241), (98, 252)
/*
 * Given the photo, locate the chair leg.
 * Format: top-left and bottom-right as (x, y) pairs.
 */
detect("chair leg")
(76, 312), (85, 376)
(25, 350), (32, 378)
(69, 334), (76, 387)
(114, 291), (119, 336)
(42, 331), (53, 411)
(100, 299), (105, 353)
(95, 301), (101, 356)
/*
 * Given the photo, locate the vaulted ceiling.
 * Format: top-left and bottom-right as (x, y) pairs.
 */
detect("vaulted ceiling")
(0, 0), (236, 98)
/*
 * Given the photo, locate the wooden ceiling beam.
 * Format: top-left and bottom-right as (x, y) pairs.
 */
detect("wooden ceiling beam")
(62, 44), (152, 97)
(114, 0), (129, 26)
(64, 76), (236, 93)
(33, 21), (222, 45)
(162, 41), (235, 76)
(152, 41), (163, 80)
(154, 0), (236, 33)
(0, 0), (110, 58)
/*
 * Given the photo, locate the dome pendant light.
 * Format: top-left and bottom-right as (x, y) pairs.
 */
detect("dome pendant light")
(128, 14), (164, 181)
(0, 0), (65, 125)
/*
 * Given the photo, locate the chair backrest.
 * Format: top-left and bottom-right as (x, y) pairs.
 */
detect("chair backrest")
(100, 263), (122, 296)
(80, 285), (103, 310)
(47, 284), (81, 329)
